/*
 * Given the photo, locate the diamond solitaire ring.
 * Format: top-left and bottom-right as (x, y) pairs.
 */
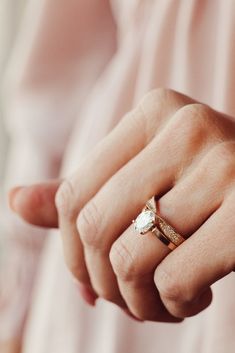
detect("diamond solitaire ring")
(133, 197), (185, 250)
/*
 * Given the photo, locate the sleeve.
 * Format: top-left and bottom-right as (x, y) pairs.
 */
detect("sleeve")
(0, 0), (116, 343)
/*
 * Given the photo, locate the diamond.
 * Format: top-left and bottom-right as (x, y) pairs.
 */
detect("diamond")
(134, 210), (156, 234)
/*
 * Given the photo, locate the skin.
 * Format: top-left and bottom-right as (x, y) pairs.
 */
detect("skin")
(0, 339), (22, 353)
(9, 88), (235, 322)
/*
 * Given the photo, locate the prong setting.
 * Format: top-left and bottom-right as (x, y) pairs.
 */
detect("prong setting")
(133, 210), (156, 235)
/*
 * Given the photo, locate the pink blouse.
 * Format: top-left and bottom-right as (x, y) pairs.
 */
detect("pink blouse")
(2, 1), (235, 352)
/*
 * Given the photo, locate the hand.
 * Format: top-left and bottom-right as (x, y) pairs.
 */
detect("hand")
(9, 89), (235, 321)
(0, 339), (22, 353)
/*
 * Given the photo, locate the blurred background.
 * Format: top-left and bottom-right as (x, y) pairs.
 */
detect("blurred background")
(0, 0), (26, 182)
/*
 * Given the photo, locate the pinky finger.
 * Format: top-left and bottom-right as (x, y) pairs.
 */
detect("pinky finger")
(154, 198), (235, 318)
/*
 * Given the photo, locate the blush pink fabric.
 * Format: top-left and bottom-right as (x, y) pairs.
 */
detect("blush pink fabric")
(2, 0), (235, 352)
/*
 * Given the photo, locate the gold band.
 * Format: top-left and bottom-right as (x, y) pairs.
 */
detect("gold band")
(151, 227), (177, 250)
(145, 197), (185, 247)
(133, 196), (185, 251)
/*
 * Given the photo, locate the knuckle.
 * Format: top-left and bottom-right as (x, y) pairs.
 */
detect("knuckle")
(137, 88), (192, 142)
(55, 179), (77, 219)
(139, 88), (187, 107)
(187, 102), (210, 116)
(140, 88), (172, 106)
(155, 266), (191, 304)
(175, 103), (212, 130)
(208, 142), (235, 175)
(110, 240), (139, 282)
(171, 103), (218, 152)
(211, 141), (235, 161)
(77, 200), (102, 249)
(175, 103), (228, 143)
(185, 102), (211, 117)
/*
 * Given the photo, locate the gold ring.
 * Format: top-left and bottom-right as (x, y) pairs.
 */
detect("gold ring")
(133, 196), (185, 250)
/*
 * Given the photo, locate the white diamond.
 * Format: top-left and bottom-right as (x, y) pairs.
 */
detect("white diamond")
(134, 210), (155, 234)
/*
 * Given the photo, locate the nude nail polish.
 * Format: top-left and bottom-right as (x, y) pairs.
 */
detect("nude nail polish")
(73, 280), (98, 306)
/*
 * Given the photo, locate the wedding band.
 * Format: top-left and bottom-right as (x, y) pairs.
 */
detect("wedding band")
(146, 196), (185, 246)
(133, 196), (185, 250)
(152, 227), (177, 250)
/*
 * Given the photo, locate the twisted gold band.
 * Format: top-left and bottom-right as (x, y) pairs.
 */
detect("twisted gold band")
(145, 198), (185, 246)
(151, 227), (177, 250)
(133, 196), (185, 250)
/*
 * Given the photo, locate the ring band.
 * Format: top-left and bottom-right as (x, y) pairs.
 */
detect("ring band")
(145, 197), (185, 246)
(133, 196), (185, 250)
(152, 227), (177, 250)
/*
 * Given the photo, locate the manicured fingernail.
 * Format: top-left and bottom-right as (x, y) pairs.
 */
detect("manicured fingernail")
(80, 285), (98, 306)
(73, 280), (98, 306)
(8, 186), (25, 211)
(122, 309), (144, 322)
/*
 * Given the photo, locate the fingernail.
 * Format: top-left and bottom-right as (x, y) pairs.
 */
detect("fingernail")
(73, 280), (98, 306)
(122, 309), (144, 322)
(8, 186), (25, 212)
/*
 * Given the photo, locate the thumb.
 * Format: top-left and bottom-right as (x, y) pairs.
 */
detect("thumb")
(8, 179), (61, 228)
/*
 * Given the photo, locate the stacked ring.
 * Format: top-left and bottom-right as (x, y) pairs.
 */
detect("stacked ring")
(133, 196), (185, 250)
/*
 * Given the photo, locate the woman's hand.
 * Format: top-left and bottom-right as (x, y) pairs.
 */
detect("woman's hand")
(9, 89), (235, 321)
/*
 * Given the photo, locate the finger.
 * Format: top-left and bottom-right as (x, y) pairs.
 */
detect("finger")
(109, 142), (230, 320)
(110, 223), (183, 322)
(157, 141), (235, 237)
(8, 180), (60, 227)
(56, 89), (189, 296)
(154, 193), (235, 318)
(77, 103), (212, 303)
(73, 280), (98, 307)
